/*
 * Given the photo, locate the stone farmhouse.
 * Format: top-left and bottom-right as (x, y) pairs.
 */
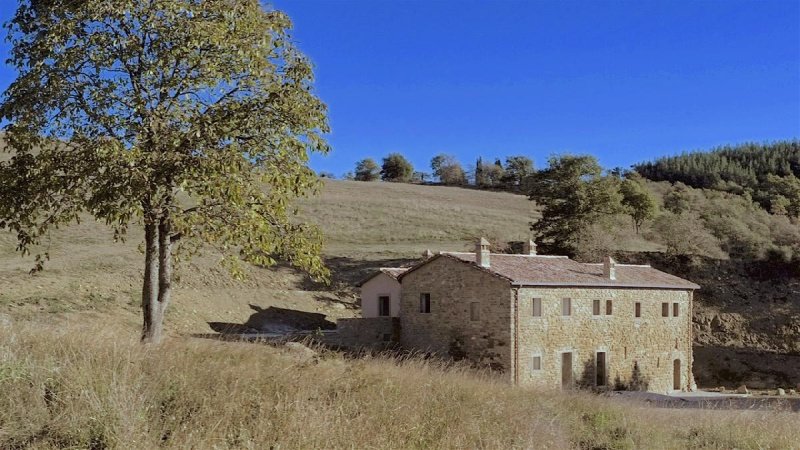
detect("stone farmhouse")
(341, 238), (700, 393)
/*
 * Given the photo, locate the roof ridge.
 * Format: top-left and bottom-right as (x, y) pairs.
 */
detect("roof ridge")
(584, 263), (652, 267)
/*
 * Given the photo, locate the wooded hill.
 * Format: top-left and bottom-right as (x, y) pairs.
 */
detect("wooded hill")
(634, 141), (800, 214)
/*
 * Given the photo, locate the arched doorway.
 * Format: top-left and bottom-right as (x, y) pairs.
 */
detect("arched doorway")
(673, 359), (681, 390)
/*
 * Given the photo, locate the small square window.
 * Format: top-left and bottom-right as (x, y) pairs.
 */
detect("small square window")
(561, 298), (572, 316)
(419, 293), (431, 313)
(592, 300), (601, 316)
(673, 302), (679, 317)
(532, 298), (542, 317)
(606, 300), (613, 316)
(661, 302), (669, 317)
(470, 302), (480, 321)
(531, 355), (542, 371)
(635, 302), (641, 318)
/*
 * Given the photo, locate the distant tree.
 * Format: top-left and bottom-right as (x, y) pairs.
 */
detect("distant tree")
(0, 0), (329, 344)
(482, 162), (505, 188)
(620, 175), (657, 233)
(381, 153), (413, 182)
(475, 156), (486, 187)
(663, 183), (693, 214)
(649, 212), (726, 259)
(766, 174), (800, 218)
(318, 171), (336, 179)
(431, 154), (467, 185)
(354, 158), (380, 181)
(501, 156), (534, 190)
(342, 171), (355, 180)
(527, 155), (623, 256)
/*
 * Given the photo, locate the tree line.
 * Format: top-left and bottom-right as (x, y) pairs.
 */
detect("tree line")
(343, 153), (535, 191)
(633, 141), (800, 216)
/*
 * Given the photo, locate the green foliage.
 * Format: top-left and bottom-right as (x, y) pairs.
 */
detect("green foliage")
(380, 153), (413, 182)
(0, 1), (330, 334)
(354, 158), (380, 181)
(430, 154), (467, 185)
(634, 141), (800, 209)
(501, 156), (534, 190)
(475, 156), (485, 186)
(648, 212), (727, 259)
(527, 155), (623, 256)
(765, 174), (800, 217)
(620, 174), (657, 233)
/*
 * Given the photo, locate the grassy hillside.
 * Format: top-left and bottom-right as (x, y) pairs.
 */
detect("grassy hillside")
(1, 177), (799, 448)
(0, 180), (535, 336)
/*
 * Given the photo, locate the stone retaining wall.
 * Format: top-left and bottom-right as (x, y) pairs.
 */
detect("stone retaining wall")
(332, 317), (400, 350)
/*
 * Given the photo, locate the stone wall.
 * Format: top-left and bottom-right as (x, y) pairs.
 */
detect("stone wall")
(399, 255), (515, 377)
(515, 287), (694, 393)
(333, 317), (400, 350)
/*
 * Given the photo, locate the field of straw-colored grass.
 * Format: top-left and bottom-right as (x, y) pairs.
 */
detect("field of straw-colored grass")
(1, 322), (798, 450)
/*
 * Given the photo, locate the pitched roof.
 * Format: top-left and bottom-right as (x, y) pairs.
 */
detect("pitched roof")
(355, 267), (409, 287)
(399, 252), (699, 290)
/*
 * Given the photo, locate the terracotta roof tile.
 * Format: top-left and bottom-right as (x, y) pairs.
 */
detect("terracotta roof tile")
(407, 252), (699, 290)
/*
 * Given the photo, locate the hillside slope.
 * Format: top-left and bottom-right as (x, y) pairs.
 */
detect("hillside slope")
(1, 179), (798, 387)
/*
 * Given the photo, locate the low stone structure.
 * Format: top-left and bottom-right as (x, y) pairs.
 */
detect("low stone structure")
(334, 317), (400, 350)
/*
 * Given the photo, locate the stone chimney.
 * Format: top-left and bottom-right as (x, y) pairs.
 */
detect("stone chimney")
(476, 237), (491, 268)
(603, 256), (616, 280)
(422, 249), (434, 259)
(523, 239), (537, 255)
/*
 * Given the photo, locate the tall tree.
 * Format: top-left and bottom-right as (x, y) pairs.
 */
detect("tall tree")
(475, 156), (486, 187)
(501, 155), (534, 190)
(620, 174), (657, 233)
(0, 0), (329, 343)
(430, 153), (467, 185)
(380, 153), (413, 182)
(527, 155), (623, 256)
(354, 158), (380, 181)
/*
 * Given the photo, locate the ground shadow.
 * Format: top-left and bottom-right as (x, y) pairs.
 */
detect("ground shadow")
(207, 304), (337, 334)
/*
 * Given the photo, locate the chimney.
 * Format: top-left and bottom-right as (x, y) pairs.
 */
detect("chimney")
(422, 249), (434, 259)
(523, 239), (537, 255)
(476, 237), (491, 267)
(603, 256), (616, 280)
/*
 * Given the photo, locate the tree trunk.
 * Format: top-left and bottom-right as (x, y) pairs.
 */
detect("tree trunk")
(141, 221), (162, 343)
(157, 214), (173, 327)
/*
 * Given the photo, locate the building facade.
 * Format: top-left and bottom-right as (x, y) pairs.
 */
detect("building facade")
(352, 239), (699, 393)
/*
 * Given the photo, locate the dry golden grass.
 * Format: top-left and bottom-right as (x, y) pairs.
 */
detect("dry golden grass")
(1, 322), (798, 450)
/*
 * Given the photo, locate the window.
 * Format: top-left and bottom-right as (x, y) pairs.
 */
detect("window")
(378, 296), (390, 317)
(635, 302), (641, 318)
(596, 352), (607, 386)
(419, 293), (431, 313)
(470, 302), (480, 321)
(673, 302), (680, 317)
(531, 355), (542, 371)
(561, 298), (572, 316)
(606, 300), (613, 316)
(592, 299), (601, 316)
(661, 302), (669, 317)
(532, 298), (542, 317)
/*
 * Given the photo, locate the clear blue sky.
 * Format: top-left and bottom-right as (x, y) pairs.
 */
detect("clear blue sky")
(1, 1), (798, 176)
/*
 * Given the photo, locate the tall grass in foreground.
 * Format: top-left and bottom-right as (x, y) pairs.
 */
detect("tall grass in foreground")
(0, 323), (798, 449)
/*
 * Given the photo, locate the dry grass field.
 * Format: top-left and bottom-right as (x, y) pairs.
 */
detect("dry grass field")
(1, 178), (799, 449)
(1, 321), (798, 450)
